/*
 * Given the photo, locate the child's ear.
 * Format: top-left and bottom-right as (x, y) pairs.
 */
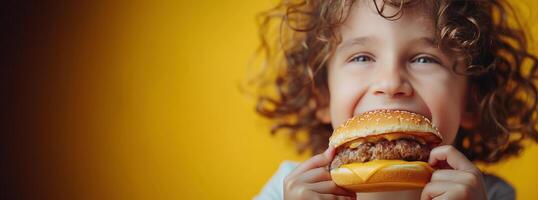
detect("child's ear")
(316, 106), (331, 124)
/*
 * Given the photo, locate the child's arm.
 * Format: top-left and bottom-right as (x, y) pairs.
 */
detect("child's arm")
(284, 147), (356, 200)
(421, 145), (487, 200)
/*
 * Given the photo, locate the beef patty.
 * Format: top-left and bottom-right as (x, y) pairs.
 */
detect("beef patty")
(330, 138), (432, 170)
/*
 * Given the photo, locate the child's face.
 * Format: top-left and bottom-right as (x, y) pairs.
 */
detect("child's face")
(326, 1), (468, 145)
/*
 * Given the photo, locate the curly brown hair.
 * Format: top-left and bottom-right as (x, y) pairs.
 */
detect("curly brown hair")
(252, 0), (538, 164)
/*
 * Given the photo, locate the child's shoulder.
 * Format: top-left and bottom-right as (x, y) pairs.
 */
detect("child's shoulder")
(255, 161), (298, 200)
(278, 160), (300, 173)
(482, 173), (515, 200)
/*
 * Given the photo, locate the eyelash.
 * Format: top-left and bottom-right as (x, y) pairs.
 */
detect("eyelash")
(348, 54), (441, 65)
(349, 55), (374, 63)
(412, 56), (440, 64)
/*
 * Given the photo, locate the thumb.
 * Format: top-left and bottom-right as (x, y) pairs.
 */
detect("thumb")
(288, 146), (336, 177)
(322, 146), (337, 161)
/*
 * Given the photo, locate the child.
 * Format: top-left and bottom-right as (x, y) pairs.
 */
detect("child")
(252, 0), (538, 200)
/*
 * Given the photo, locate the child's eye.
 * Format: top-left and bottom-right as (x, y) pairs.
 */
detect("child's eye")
(412, 56), (439, 64)
(350, 55), (374, 63)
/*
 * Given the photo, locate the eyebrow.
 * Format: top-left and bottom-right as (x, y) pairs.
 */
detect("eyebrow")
(336, 36), (374, 53)
(416, 37), (439, 47)
(336, 36), (439, 53)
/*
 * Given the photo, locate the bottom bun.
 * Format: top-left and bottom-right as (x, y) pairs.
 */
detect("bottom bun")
(330, 160), (434, 192)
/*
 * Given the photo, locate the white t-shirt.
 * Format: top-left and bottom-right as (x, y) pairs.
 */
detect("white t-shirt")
(254, 161), (515, 200)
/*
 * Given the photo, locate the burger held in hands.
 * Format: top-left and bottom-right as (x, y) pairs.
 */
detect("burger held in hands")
(329, 109), (443, 192)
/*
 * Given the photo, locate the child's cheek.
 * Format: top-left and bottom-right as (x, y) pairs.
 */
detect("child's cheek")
(413, 75), (466, 146)
(328, 70), (370, 129)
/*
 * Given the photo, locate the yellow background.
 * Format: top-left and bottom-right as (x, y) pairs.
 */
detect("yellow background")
(35, 0), (538, 199)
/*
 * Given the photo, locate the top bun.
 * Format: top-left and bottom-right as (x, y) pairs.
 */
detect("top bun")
(329, 110), (442, 148)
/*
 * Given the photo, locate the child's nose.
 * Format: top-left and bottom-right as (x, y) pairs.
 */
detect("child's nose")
(371, 68), (413, 98)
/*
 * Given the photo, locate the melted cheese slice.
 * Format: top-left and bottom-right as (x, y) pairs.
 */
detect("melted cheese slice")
(338, 160), (433, 183)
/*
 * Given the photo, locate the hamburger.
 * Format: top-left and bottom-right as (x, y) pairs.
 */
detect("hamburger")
(329, 109), (442, 192)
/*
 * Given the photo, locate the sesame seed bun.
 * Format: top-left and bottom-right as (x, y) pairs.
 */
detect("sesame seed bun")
(329, 109), (442, 148)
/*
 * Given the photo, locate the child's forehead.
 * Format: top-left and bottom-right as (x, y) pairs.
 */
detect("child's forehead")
(339, 0), (437, 39)
(348, 0), (436, 25)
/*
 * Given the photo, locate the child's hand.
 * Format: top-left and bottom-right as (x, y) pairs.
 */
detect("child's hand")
(284, 147), (356, 200)
(421, 145), (487, 200)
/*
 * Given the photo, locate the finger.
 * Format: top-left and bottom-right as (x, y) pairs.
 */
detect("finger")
(318, 193), (357, 200)
(421, 181), (446, 200)
(431, 160), (452, 170)
(428, 145), (479, 175)
(431, 169), (482, 187)
(421, 181), (469, 200)
(297, 167), (332, 183)
(307, 181), (357, 197)
(288, 146), (336, 178)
